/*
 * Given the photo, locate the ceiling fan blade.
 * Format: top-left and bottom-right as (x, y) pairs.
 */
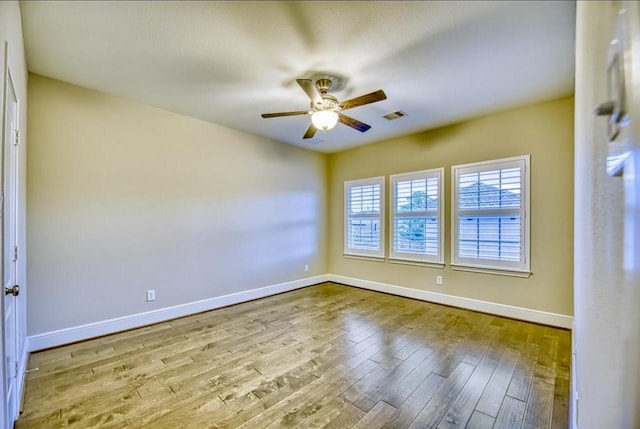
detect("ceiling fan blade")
(303, 124), (318, 139)
(297, 79), (323, 107)
(339, 89), (387, 110)
(261, 110), (309, 118)
(338, 113), (371, 132)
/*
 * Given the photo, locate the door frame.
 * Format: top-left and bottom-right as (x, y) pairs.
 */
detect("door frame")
(0, 39), (24, 429)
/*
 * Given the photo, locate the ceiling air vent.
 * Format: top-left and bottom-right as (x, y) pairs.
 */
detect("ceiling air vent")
(383, 110), (407, 120)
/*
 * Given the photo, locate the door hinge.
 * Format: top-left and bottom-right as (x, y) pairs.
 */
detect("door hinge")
(13, 245), (18, 262)
(13, 130), (20, 146)
(14, 361), (18, 377)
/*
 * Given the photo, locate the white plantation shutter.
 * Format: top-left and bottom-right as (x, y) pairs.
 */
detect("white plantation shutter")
(390, 168), (444, 263)
(344, 177), (385, 257)
(452, 156), (530, 272)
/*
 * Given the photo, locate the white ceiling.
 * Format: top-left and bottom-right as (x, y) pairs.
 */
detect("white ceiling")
(19, 1), (576, 153)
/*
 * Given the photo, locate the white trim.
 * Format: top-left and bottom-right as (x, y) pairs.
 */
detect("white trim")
(343, 254), (386, 263)
(451, 264), (532, 278)
(571, 320), (577, 429)
(344, 176), (385, 258)
(451, 155), (531, 272)
(327, 274), (573, 329)
(28, 275), (329, 352)
(388, 259), (445, 269)
(389, 167), (444, 264)
(16, 338), (27, 413)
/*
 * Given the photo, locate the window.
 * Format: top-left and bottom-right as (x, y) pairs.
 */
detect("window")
(451, 155), (530, 273)
(344, 177), (385, 258)
(390, 168), (444, 264)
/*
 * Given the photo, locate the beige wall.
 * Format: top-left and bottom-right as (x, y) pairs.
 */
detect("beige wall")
(328, 97), (574, 316)
(27, 74), (328, 335)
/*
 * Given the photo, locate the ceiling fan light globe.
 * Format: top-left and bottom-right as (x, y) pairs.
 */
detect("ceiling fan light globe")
(311, 110), (339, 131)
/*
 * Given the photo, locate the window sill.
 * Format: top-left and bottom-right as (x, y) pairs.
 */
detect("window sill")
(343, 254), (386, 263)
(451, 264), (532, 278)
(389, 259), (445, 269)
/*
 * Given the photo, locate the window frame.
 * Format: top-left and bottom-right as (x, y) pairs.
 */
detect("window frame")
(389, 168), (444, 265)
(344, 176), (385, 259)
(451, 155), (531, 275)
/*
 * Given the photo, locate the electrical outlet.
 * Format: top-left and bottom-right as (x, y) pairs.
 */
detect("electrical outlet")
(146, 289), (156, 302)
(436, 276), (443, 285)
(304, 264), (309, 272)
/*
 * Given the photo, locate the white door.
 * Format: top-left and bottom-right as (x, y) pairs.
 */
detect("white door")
(2, 66), (19, 428)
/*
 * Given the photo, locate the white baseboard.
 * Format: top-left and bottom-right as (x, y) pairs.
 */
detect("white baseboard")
(28, 272), (572, 352)
(28, 275), (329, 352)
(328, 274), (573, 329)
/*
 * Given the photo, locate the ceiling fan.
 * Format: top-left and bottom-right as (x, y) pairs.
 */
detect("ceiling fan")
(261, 78), (387, 140)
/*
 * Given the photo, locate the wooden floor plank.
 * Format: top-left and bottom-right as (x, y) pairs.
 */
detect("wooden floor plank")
(407, 361), (476, 429)
(521, 376), (555, 429)
(381, 346), (443, 408)
(16, 283), (570, 429)
(506, 342), (541, 401)
(295, 394), (357, 428)
(475, 348), (520, 417)
(351, 400), (397, 429)
(494, 395), (527, 429)
(438, 353), (500, 429)
(381, 372), (446, 429)
(343, 346), (431, 412)
(322, 401), (365, 429)
(551, 376), (570, 428)
(212, 368), (319, 429)
(465, 410), (496, 429)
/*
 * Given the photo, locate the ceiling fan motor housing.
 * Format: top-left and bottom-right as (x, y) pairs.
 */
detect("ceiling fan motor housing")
(311, 94), (339, 112)
(309, 78), (340, 113)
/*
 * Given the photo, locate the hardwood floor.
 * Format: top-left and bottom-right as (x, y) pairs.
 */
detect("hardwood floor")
(16, 282), (571, 428)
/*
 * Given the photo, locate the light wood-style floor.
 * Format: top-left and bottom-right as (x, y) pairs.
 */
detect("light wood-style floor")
(16, 283), (570, 428)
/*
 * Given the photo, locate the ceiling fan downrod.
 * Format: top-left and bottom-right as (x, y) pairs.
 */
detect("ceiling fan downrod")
(315, 78), (333, 95)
